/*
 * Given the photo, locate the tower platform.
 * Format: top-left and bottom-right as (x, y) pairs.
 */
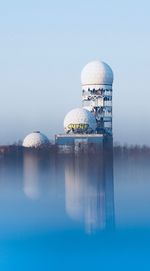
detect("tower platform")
(55, 134), (104, 145)
(55, 134), (112, 153)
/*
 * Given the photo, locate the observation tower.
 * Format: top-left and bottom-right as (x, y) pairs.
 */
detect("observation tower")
(81, 61), (113, 135)
(55, 60), (114, 150)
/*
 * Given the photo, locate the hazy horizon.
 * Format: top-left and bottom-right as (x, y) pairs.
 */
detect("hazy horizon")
(0, 0), (150, 145)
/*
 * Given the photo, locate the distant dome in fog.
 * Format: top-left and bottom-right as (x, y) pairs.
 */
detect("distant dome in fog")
(64, 108), (97, 134)
(22, 131), (49, 148)
(81, 60), (113, 87)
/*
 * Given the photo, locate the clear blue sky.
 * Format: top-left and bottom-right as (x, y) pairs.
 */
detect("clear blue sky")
(0, 0), (150, 145)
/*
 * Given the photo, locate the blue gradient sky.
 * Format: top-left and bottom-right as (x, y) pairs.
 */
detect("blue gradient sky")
(0, 0), (150, 145)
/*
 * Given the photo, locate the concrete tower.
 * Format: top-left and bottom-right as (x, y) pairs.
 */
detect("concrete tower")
(81, 61), (114, 135)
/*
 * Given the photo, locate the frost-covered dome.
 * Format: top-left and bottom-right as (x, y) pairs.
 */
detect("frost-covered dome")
(64, 108), (97, 134)
(22, 131), (49, 148)
(81, 60), (113, 87)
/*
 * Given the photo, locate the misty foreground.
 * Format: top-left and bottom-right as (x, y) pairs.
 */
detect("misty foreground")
(0, 144), (150, 270)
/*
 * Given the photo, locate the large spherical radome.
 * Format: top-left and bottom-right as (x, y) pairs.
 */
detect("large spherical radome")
(81, 60), (113, 86)
(22, 131), (49, 148)
(64, 108), (97, 134)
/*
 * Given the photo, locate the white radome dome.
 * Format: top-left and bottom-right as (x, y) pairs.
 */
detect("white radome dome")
(64, 108), (97, 134)
(81, 60), (113, 87)
(83, 105), (93, 112)
(22, 131), (49, 148)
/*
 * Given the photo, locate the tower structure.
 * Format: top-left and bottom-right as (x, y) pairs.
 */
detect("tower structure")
(81, 61), (113, 135)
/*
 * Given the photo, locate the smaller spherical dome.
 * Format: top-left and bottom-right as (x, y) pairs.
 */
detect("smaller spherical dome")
(22, 131), (49, 148)
(64, 108), (97, 134)
(83, 105), (93, 112)
(81, 60), (113, 87)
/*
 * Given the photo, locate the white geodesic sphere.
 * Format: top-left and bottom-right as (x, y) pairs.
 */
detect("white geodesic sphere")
(83, 105), (93, 112)
(64, 108), (97, 134)
(22, 131), (49, 148)
(81, 60), (113, 86)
